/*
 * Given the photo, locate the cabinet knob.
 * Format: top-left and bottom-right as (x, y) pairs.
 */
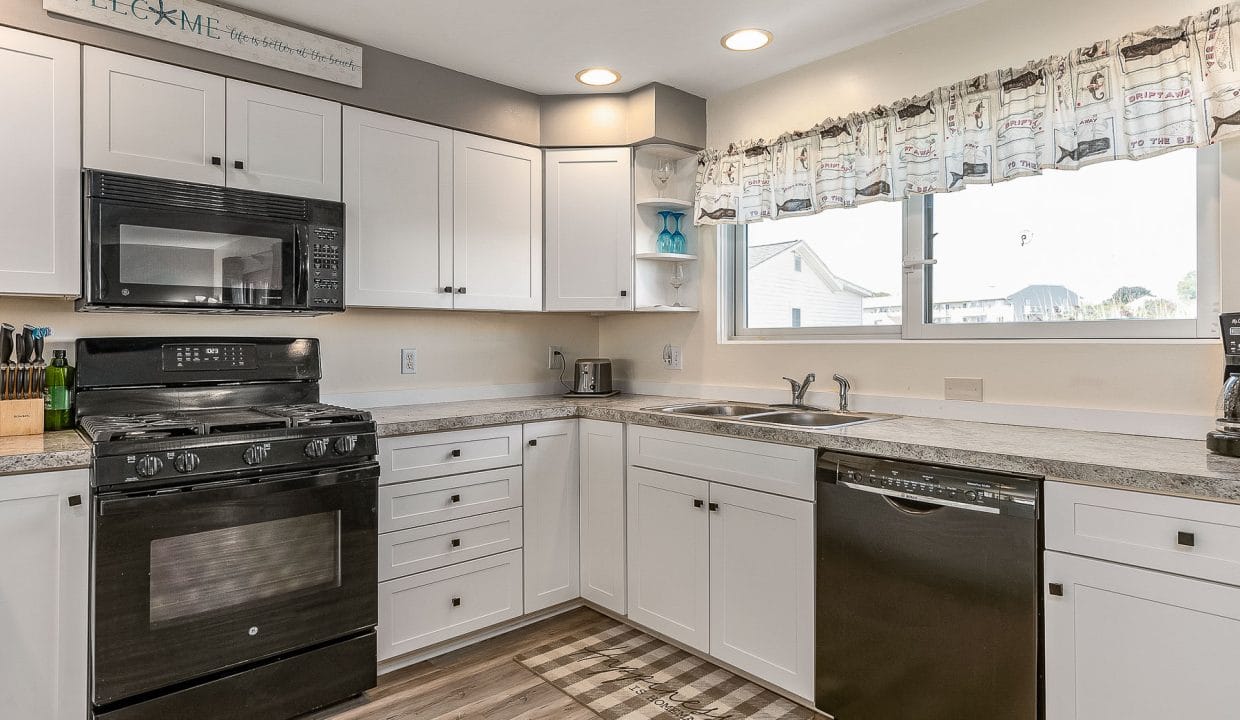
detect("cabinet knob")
(451, 597), (461, 607)
(234, 160), (245, 170)
(450, 494), (461, 503)
(528, 439), (538, 447)
(450, 538), (461, 548)
(211, 156), (222, 166)
(620, 290), (628, 297)
(450, 448), (461, 458)
(443, 286), (454, 293)
(1048, 583), (1064, 597)
(67, 494), (82, 507)
(1178, 531), (1196, 547)
(456, 287), (467, 294)
(708, 502), (719, 512)
(693, 499), (704, 508)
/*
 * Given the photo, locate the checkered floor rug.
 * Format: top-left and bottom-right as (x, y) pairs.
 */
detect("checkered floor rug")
(515, 623), (818, 720)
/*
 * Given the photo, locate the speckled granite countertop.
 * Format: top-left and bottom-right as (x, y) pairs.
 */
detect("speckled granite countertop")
(6, 395), (1240, 504)
(371, 394), (1240, 504)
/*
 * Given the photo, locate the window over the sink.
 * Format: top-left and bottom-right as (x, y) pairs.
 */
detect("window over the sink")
(725, 145), (1220, 341)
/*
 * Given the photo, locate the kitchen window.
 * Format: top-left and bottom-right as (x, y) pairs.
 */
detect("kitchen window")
(725, 145), (1220, 341)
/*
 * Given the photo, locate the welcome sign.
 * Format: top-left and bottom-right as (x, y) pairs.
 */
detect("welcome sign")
(44, 0), (364, 87)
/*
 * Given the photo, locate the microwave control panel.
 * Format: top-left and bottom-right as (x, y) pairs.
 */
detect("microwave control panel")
(162, 343), (258, 371)
(309, 226), (344, 308)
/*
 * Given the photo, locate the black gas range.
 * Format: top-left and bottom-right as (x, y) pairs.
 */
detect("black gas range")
(77, 337), (378, 720)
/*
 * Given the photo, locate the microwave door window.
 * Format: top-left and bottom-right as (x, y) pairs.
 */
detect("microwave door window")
(118, 225), (289, 307)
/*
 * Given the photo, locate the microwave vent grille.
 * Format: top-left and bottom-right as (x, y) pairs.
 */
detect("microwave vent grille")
(95, 173), (310, 222)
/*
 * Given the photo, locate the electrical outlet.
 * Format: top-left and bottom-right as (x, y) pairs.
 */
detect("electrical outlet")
(401, 348), (417, 375)
(547, 346), (563, 370)
(945, 377), (983, 401)
(662, 344), (683, 370)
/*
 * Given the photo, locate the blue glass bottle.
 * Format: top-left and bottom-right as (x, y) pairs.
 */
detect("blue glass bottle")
(657, 210), (675, 254)
(670, 212), (687, 254)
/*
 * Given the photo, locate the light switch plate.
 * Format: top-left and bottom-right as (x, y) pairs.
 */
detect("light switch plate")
(945, 377), (982, 402)
(401, 348), (417, 374)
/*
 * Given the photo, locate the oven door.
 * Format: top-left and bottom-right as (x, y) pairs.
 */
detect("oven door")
(87, 200), (304, 311)
(92, 462), (377, 706)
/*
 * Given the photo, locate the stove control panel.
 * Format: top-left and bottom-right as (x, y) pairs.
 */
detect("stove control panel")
(162, 343), (258, 371)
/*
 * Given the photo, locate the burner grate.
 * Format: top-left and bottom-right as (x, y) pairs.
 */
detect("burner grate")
(80, 413), (203, 442)
(260, 403), (371, 427)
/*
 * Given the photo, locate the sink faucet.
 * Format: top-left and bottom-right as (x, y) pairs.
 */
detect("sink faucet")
(833, 374), (851, 412)
(781, 373), (816, 407)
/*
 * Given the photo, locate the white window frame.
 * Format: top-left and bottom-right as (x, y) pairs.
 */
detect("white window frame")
(724, 144), (1221, 342)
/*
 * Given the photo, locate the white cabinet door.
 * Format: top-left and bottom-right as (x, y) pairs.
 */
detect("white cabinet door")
(452, 132), (543, 311)
(579, 419), (626, 614)
(1044, 551), (1240, 720)
(342, 107), (454, 308)
(523, 420), (580, 612)
(544, 148), (633, 311)
(0, 28), (80, 296)
(626, 466), (709, 651)
(83, 47), (226, 185)
(0, 470), (88, 720)
(708, 483), (815, 699)
(225, 80), (341, 200)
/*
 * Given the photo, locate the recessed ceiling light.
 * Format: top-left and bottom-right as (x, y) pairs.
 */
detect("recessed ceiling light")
(721, 28), (773, 52)
(575, 67), (621, 86)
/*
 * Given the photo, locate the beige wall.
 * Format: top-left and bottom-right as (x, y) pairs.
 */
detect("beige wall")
(600, 0), (1227, 419)
(0, 297), (599, 399)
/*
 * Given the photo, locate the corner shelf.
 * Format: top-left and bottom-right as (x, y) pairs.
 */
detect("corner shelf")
(636, 197), (693, 210)
(635, 252), (698, 262)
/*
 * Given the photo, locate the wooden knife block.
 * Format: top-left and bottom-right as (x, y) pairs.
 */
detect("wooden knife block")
(0, 399), (44, 437)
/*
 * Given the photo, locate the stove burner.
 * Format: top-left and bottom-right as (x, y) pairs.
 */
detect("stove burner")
(260, 403), (372, 427)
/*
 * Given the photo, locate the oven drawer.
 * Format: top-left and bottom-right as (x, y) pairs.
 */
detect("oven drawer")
(377, 549), (523, 660)
(379, 426), (522, 484)
(378, 467), (523, 533)
(627, 424), (815, 500)
(378, 508), (523, 581)
(1046, 481), (1240, 586)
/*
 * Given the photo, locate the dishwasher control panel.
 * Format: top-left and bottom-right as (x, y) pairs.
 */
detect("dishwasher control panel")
(821, 450), (1040, 518)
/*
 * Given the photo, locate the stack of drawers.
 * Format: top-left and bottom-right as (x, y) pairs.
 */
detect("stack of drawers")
(376, 426), (527, 661)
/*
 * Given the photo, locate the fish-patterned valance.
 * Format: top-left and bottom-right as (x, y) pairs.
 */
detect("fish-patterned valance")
(694, 2), (1240, 225)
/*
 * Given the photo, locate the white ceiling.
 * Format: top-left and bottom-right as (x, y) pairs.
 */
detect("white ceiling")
(224, 0), (985, 97)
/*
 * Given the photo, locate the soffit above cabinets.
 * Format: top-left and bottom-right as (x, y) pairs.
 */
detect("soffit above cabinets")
(222, 0), (985, 97)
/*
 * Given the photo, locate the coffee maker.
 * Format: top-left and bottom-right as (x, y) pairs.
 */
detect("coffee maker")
(1207, 312), (1240, 456)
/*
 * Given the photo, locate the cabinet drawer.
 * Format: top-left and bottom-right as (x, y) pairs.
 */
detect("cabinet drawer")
(377, 549), (523, 660)
(627, 424), (815, 500)
(379, 425), (522, 484)
(379, 467), (523, 533)
(1046, 481), (1240, 586)
(378, 508), (523, 581)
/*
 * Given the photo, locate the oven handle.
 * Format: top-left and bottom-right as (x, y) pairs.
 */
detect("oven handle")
(97, 462), (378, 515)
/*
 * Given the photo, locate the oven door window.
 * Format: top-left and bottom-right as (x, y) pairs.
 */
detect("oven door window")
(94, 203), (299, 309)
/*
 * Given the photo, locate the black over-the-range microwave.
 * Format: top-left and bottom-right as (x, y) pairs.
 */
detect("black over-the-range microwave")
(79, 170), (345, 314)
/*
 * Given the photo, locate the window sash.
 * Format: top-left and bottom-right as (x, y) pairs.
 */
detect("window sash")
(726, 145), (1221, 342)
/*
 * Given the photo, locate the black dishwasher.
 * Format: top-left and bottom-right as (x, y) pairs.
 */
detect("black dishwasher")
(816, 450), (1041, 720)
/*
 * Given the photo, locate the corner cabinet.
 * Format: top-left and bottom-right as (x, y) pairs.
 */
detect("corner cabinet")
(0, 469), (89, 720)
(0, 28), (80, 296)
(544, 148), (634, 311)
(452, 133), (543, 311)
(523, 420), (580, 612)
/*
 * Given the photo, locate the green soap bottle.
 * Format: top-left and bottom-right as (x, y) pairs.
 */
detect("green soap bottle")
(44, 350), (74, 431)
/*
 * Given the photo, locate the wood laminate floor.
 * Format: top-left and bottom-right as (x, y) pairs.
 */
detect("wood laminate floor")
(309, 608), (610, 720)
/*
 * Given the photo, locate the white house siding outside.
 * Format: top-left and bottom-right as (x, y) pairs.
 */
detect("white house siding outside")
(746, 241), (870, 328)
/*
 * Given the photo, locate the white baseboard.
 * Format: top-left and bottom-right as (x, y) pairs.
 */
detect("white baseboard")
(618, 379), (1214, 440)
(323, 381), (563, 410)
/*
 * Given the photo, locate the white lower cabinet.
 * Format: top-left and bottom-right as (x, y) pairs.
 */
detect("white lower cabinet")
(626, 466), (711, 652)
(1044, 550), (1240, 720)
(378, 550), (524, 661)
(523, 420), (581, 612)
(0, 469), (89, 720)
(708, 483), (815, 699)
(579, 420), (627, 614)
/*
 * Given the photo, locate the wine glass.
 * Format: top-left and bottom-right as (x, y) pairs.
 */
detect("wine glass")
(669, 263), (686, 307)
(652, 157), (675, 198)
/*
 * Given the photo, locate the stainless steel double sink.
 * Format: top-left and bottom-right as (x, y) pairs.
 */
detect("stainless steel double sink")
(644, 402), (891, 428)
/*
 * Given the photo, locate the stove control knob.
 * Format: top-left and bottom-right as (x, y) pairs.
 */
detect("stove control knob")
(135, 454), (164, 477)
(173, 452), (201, 474)
(304, 438), (330, 458)
(334, 435), (358, 455)
(243, 444), (270, 466)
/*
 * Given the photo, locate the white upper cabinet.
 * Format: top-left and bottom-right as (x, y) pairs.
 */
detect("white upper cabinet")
(225, 79), (341, 200)
(343, 107), (454, 308)
(522, 420), (580, 613)
(452, 132), (543, 311)
(84, 47), (226, 185)
(0, 470), (89, 720)
(0, 28), (80, 296)
(544, 148), (633, 311)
